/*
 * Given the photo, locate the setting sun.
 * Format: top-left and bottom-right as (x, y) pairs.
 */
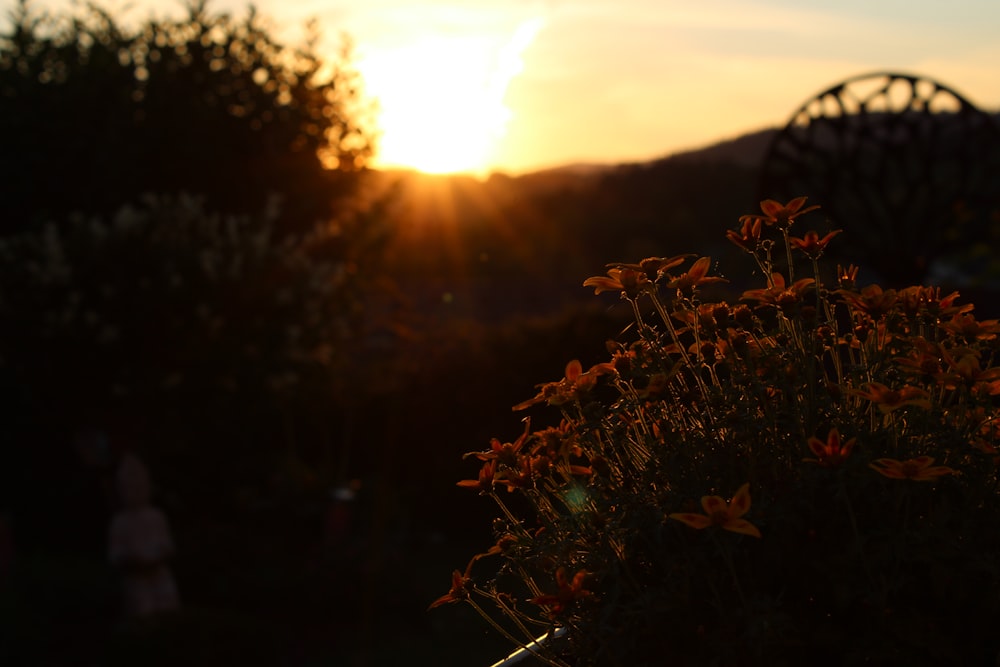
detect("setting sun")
(356, 17), (543, 176)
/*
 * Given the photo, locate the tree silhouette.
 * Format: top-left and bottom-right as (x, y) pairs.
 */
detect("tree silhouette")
(0, 0), (374, 233)
(0, 2), (387, 529)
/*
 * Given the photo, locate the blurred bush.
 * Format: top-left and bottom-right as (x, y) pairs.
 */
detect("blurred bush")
(0, 194), (361, 429)
(0, 0), (389, 545)
(0, 193), (389, 529)
(0, 0), (373, 234)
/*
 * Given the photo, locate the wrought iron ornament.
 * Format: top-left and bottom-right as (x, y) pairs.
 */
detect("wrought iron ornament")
(760, 72), (1000, 285)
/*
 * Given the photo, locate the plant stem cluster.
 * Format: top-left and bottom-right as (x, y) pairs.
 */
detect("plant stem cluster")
(435, 198), (1000, 666)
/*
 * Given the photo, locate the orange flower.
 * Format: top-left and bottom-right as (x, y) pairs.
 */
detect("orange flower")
(609, 254), (694, 281)
(495, 456), (536, 492)
(471, 534), (518, 562)
(897, 286), (968, 323)
(466, 418), (531, 467)
(971, 413), (1000, 459)
(533, 419), (584, 460)
(837, 264), (859, 290)
(842, 321), (894, 352)
(804, 428), (856, 467)
(667, 256), (727, 294)
(669, 483), (761, 538)
(934, 350), (1000, 394)
(428, 564), (473, 609)
(456, 460), (496, 492)
(583, 267), (651, 298)
(726, 217), (763, 253)
(513, 359), (615, 410)
(838, 284), (898, 321)
(941, 312), (1000, 341)
(529, 568), (592, 617)
(739, 196), (819, 230)
(869, 456), (956, 481)
(853, 382), (931, 413)
(788, 229), (841, 259)
(893, 337), (943, 378)
(741, 272), (815, 310)
(671, 302), (728, 334)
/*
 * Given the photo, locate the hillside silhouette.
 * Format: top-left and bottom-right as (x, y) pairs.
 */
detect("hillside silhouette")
(366, 109), (1000, 335)
(366, 129), (773, 329)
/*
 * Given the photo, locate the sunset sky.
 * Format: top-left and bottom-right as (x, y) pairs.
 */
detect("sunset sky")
(12, 0), (1000, 175)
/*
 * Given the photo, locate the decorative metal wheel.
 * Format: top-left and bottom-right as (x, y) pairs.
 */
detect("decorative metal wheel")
(759, 72), (1000, 285)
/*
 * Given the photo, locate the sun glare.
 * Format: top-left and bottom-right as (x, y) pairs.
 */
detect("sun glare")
(358, 17), (544, 176)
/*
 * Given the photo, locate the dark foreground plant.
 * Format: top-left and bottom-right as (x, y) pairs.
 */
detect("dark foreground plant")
(432, 198), (1000, 666)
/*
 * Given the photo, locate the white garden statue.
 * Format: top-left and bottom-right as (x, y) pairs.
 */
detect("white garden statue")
(108, 453), (180, 617)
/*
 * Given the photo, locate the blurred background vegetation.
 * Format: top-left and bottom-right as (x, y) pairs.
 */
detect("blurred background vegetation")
(2, 1), (997, 666)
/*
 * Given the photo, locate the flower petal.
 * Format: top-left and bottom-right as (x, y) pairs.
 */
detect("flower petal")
(729, 483), (752, 518)
(582, 275), (623, 294)
(700, 495), (727, 516)
(841, 437), (857, 457)
(807, 437), (827, 459)
(688, 256), (711, 279)
(870, 458), (906, 478)
(785, 196), (809, 213)
(759, 199), (784, 217)
(825, 428), (841, 449)
(669, 513), (712, 530)
(570, 570), (589, 591)
(723, 518), (762, 538)
(913, 466), (956, 480)
(428, 570), (469, 609)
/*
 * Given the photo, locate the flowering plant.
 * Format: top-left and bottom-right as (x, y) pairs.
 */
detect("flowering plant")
(433, 198), (1000, 665)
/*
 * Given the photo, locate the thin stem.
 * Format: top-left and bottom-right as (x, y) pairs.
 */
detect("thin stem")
(648, 291), (716, 423)
(781, 228), (796, 283)
(488, 590), (560, 647)
(466, 597), (570, 667)
(712, 532), (748, 611)
(491, 492), (532, 540)
(839, 477), (876, 589)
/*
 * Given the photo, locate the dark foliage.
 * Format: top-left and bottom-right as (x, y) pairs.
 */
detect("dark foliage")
(0, 2), (387, 565)
(0, 0), (373, 234)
